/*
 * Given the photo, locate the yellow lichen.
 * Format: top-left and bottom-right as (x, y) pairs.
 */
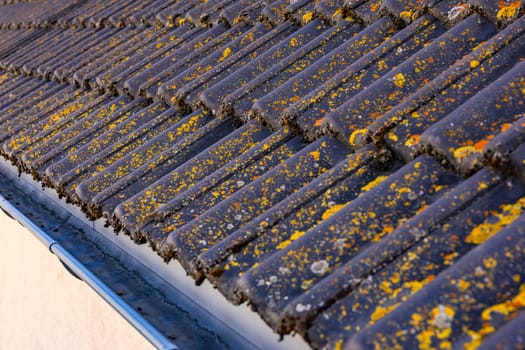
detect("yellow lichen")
(222, 47), (232, 60)
(470, 60), (480, 69)
(361, 175), (388, 193)
(453, 146), (479, 162)
(309, 150), (320, 161)
(321, 204), (346, 220)
(276, 231), (305, 250)
(496, 2), (520, 20)
(369, 303), (400, 324)
(349, 128), (367, 147)
(302, 11), (313, 23)
(483, 257), (497, 269)
(466, 197), (525, 244)
(393, 73), (407, 88)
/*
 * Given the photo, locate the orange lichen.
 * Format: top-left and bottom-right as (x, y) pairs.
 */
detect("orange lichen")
(404, 134), (420, 147)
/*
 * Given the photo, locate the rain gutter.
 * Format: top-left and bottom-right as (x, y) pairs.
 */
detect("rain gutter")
(0, 194), (178, 350)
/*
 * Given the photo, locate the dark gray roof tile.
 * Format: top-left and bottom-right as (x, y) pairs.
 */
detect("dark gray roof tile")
(484, 117), (525, 170)
(370, 15), (525, 162)
(419, 59), (525, 175)
(350, 0), (385, 24)
(96, 24), (207, 93)
(154, 0), (202, 27)
(219, 18), (362, 121)
(251, 16), (396, 130)
(261, 0), (291, 25)
(285, 167), (504, 338)
(113, 120), (274, 234)
(510, 143), (525, 182)
(315, 0), (346, 23)
(469, 0), (523, 26)
(129, 22), (252, 99)
(236, 155), (461, 328)
(162, 136), (349, 279)
(162, 22), (298, 110)
(77, 108), (224, 218)
(347, 210), (525, 350)
(287, 15), (445, 140)
(200, 145), (399, 299)
(140, 129), (306, 250)
(477, 309), (525, 350)
(324, 14), (497, 148)
(199, 18), (329, 114)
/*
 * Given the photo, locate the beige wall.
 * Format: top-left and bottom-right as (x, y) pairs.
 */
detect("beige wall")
(0, 211), (154, 350)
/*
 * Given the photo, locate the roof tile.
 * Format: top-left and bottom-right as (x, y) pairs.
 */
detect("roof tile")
(419, 59), (525, 174)
(348, 211), (525, 350)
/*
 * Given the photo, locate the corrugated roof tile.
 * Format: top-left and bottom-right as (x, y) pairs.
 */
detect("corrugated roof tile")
(0, 2), (523, 348)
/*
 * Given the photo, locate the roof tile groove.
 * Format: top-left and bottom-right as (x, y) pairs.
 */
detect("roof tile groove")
(0, 1), (524, 348)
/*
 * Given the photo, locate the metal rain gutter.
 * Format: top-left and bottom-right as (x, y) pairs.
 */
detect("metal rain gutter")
(0, 193), (178, 350)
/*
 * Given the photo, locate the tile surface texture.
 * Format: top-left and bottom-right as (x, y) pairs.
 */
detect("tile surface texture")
(0, 0), (524, 349)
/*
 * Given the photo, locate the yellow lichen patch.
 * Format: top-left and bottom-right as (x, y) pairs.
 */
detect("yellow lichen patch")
(289, 37), (298, 47)
(470, 60), (480, 69)
(483, 257), (497, 269)
(453, 145), (479, 162)
(393, 72), (407, 88)
(457, 279), (470, 292)
(349, 128), (367, 147)
(302, 11), (314, 23)
(482, 284), (525, 321)
(496, 1), (520, 20)
(361, 175), (388, 193)
(321, 204), (346, 220)
(309, 150), (320, 161)
(388, 133), (399, 142)
(221, 47), (232, 61)
(466, 197), (525, 244)
(416, 305), (455, 349)
(276, 231), (306, 250)
(369, 303), (400, 324)
(400, 10), (415, 21)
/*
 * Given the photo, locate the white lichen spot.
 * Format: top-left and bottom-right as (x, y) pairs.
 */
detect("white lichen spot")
(199, 239), (207, 246)
(310, 260), (329, 275)
(295, 303), (311, 313)
(333, 238), (346, 253)
(234, 214), (242, 221)
(448, 5), (465, 21)
(236, 180), (245, 187)
(432, 305), (453, 329)
(278, 266), (291, 275)
(226, 223), (234, 230)
(257, 279), (265, 287)
(269, 275), (278, 283)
